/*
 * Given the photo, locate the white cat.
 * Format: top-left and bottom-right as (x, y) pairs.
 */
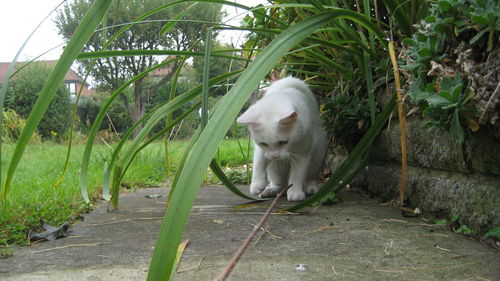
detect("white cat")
(237, 77), (327, 201)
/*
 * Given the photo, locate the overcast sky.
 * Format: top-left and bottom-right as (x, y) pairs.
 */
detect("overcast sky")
(0, 0), (266, 62)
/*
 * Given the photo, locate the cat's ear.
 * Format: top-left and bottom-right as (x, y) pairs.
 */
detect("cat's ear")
(279, 110), (297, 125)
(237, 108), (259, 125)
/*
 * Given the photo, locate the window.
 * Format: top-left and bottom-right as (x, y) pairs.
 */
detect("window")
(66, 82), (77, 102)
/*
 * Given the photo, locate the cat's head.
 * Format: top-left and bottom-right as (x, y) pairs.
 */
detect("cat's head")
(237, 103), (298, 161)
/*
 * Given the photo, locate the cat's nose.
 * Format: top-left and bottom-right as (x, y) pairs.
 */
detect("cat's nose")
(270, 152), (280, 160)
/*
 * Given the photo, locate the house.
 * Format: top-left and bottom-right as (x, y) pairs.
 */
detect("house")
(0, 61), (94, 101)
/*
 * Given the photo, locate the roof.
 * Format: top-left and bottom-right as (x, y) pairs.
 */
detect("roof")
(0, 61), (86, 85)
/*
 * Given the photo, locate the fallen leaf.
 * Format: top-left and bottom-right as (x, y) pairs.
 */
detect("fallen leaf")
(173, 239), (189, 273)
(28, 220), (70, 242)
(235, 201), (260, 210)
(467, 118), (480, 132)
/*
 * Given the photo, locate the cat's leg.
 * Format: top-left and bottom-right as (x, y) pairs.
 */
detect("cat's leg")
(250, 144), (267, 195)
(304, 179), (320, 195)
(287, 158), (309, 201)
(304, 155), (322, 195)
(260, 160), (289, 198)
(305, 129), (327, 195)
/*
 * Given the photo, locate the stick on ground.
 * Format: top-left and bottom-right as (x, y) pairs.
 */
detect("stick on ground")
(215, 185), (292, 281)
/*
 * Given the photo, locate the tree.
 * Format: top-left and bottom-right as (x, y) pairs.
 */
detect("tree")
(5, 63), (71, 140)
(54, 0), (223, 137)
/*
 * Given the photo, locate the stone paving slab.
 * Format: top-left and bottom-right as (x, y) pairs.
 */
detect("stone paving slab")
(1, 185), (499, 280)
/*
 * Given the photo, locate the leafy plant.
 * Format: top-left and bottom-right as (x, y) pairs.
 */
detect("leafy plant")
(411, 74), (476, 142)
(0, 1), (420, 280)
(146, 7), (387, 280)
(2, 110), (32, 143)
(323, 91), (371, 150)
(401, 0), (499, 141)
(456, 224), (475, 235)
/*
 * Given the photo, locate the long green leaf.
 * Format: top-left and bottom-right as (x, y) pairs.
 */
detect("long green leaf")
(102, 71), (244, 202)
(286, 96), (396, 211)
(201, 28), (212, 129)
(160, 3), (199, 35)
(0, 1), (66, 192)
(1, 0), (112, 201)
(209, 161), (257, 200)
(361, 0), (377, 124)
(147, 9), (383, 281)
(382, 0), (412, 35)
(77, 49), (250, 61)
(80, 57), (183, 202)
(165, 50), (195, 179)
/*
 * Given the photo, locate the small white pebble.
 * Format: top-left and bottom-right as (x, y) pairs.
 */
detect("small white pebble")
(296, 264), (307, 271)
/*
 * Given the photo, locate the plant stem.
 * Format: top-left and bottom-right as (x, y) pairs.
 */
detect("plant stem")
(388, 41), (408, 205)
(215, 185), (292, 281)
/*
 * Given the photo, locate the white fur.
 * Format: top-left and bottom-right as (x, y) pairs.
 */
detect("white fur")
(237, 77), (327, 201)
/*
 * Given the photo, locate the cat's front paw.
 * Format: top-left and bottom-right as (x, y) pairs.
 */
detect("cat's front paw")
(259, 186), (281, 198)
(250, 181), (266, 196)
(287, 189), (306, 201)
(305, 183), (319, 195)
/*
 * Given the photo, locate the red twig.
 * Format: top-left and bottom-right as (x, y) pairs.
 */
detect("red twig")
(215, 185), (292, 281)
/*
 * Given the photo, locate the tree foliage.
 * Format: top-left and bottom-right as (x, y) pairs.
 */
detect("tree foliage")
(5, 63), (71, 140)
(54, 0), (223, 136)
(190, 42), (247, 96)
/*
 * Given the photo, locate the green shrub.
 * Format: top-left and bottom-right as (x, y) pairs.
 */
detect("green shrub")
(77, 95), (132, 134)
(323, 92), (372, 150)
(2, 109), (26, 143)
(5, 63), (71, 140)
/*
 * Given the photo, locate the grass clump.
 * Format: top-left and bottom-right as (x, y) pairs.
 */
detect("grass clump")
(0, 138), (250, 246)
(0, 142), (162, 246)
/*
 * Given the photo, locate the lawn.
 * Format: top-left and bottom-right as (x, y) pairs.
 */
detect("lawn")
(0, 137), (252, 246)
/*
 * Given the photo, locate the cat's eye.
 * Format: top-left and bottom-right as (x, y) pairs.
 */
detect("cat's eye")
(278, 140), (288, 146)
(259, 142), (269, 147)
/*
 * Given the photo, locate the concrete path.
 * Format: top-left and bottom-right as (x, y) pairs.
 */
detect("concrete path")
(1, 185), (499, 281)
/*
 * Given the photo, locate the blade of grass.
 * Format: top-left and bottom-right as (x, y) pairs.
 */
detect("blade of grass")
(1, 0), (112, 202)
(147, 9), (384, 281)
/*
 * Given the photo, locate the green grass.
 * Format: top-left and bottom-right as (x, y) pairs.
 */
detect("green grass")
(215, 137), (251, 167)
(0, 138), (250, 246)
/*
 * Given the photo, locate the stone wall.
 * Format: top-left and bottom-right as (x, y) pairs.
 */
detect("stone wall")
(333, 117), (500, 233)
